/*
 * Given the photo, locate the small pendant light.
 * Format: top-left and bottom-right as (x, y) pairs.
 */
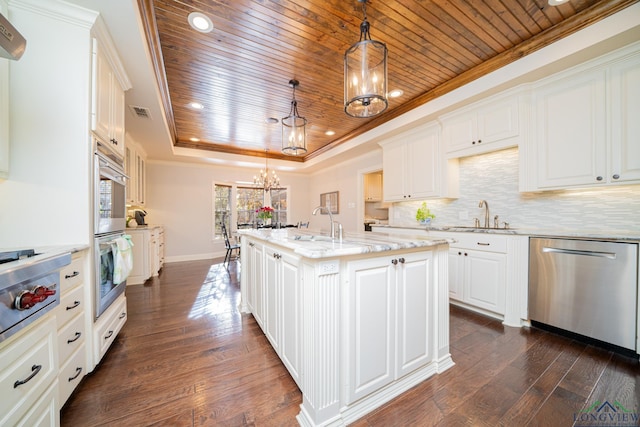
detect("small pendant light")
(344, 0), (388, 118)
(281, 79), (307, 156)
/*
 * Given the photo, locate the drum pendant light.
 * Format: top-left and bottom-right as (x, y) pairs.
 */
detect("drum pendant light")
(281, 79), (308, 156)
(344, 0), (388, 118)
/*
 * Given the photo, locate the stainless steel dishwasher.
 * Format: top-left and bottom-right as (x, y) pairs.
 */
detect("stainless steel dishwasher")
(529, 237), (638, 352)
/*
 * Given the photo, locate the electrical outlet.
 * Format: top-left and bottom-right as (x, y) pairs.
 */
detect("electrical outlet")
(318, 260), (339, 276)
(459, 211), (469, 220)
(348, 202), (355, 209)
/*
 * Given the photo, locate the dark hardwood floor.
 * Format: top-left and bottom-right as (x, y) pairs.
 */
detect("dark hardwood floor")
(61, 259), (640, 426)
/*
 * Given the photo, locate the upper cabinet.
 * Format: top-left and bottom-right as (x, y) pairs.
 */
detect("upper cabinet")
(521, 43), (640, 191)
(125, 140), (146, 206)
(380, 122), (458, 202)
(440, 88), (527, 158)
(364, 173), (383, 202)
(91, 19), (131, 159)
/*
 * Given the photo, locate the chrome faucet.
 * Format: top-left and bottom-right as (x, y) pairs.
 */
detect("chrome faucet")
(312, 206), (342, 241)
(478, 200), (489, 228)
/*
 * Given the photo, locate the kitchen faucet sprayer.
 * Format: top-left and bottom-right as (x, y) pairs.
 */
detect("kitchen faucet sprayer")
(312, 206), (342, 241)
(478, 200), (489, 228)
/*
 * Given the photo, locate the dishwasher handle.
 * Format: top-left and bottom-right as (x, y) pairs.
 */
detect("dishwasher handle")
(542, 246), (617, 260)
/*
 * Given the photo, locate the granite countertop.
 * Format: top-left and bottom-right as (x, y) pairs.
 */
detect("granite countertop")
(0, 244), (89, 275)
(372, 224), (640, 242)
(238, 228), (453, 259)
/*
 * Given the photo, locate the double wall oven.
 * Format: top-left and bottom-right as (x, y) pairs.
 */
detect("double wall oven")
(94, 141), (128, 318)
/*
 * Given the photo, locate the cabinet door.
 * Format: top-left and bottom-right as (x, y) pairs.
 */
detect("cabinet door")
(447, 247), (464, 301)
(396, 252), (433, 378)
(252, 244), (265, 329)
(92, 39), (111, 143)
(442, 113), (475, 153)
(346, 257), (395, 404)
(406, 128), (439, 199)
(136, 153), (146, 205)
(125, 145), (135, 204)
(382, 140), (406, 202)
(364, 173), (383, 201)
(610, 54), (640, 184)
(264, 249), (280, 351)
(465, 250), (506, 315)
(534, 70), (607, 188)
(110, 84), (126, 157)
(280, 252), (301, 386)
(476, 97), (519, 145)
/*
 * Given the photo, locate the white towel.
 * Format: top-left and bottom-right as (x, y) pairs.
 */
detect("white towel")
(112, 235), (134, 284)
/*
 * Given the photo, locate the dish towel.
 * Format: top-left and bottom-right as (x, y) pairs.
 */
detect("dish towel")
(112, 235), (134, 284)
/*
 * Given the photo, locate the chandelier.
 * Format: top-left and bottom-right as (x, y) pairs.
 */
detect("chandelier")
(282, 79), (307, 156)
(344, 0), (388, 118)
(253, 150), (280, 192)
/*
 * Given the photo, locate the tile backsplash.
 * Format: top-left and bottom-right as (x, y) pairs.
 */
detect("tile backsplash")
(392, 148), (640, 232)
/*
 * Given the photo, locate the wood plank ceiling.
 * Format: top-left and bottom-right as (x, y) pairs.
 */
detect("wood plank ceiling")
(137, 0), (636, 162)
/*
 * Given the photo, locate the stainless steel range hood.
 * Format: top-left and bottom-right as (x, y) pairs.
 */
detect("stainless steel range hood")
(0, 12), (26, 60)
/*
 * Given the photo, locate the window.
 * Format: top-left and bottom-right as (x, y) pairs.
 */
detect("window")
(213, 184), (289, 236)
(236, 187), (264, 227)
(214, 184), (231, 237)
(270, 188), (288, 225)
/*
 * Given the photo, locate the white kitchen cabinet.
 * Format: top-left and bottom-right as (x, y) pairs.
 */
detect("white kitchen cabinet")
(125, 142), (147, 206)
(93, 293), (127, 366)
(346, 251), (433, 403)
(522, 44), (640, 191)
(263, 246), (302, 378)
(127, 226), (163, 285)
(0, 53), (8, 179)
(55, 251), (88, 405)
(244, 240), (265, 327)
(380, 122), (458, 201)
(91, 37), (126, 158)
(440, 88), (524, 158)
(0, 316), (58, 426)
(364, 173), (383, 201)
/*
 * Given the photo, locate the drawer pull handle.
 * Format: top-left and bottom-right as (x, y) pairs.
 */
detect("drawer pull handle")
(67, 332), (82, 344)
(398, 257), (405, 264)
(68, 367), (83, 382)
(104, 330), (114, 340)
(119, 312), (126, 319)
(14, 364), (42, 388)
(66, 300), (81, 310)
(65, 271), (80, 279)
(477, 242), (490, 246)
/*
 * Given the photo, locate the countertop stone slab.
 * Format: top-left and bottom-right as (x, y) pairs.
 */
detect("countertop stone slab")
(0, 244), (89, 275)
(238, 228), (452, 259)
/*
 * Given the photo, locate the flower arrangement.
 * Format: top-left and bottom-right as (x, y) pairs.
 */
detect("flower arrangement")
(415, 202), (435, 224)
(256, 206), (274, 220)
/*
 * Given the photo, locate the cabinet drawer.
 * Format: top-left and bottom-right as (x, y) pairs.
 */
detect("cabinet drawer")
(60, 257), (83, 293)
(58, 343), (86, 406)
(57, 284), (85, 329)
(431, 232), (507, 253)
(0, 318), (57, 426)
(94, 295), (127, 363)
(58, 313), (85, 365)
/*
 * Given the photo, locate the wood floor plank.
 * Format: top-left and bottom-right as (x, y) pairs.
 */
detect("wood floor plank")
(60, 259), (639, 427)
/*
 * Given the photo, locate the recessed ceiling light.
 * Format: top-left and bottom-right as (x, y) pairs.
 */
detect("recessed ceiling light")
(389, 89), (404, 98)
(189, 102), (204, 110)
(325, 130), (335, 136)
(190, 137), (200, 142)
(265, 117), (279, 124)
(548, 0), (570, 5)
(188, 12), (213, 33)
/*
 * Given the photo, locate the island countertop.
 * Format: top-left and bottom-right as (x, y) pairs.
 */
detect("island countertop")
(237, 228), (453, 259)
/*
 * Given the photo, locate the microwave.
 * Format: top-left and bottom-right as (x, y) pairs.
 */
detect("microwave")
(94, 142), (127, 235)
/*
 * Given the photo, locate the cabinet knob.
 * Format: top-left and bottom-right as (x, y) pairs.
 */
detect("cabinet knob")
(472, 140), (476, 145)
(596, 176), (603, 181)
(391, 259), (398, 265)
(110, 138), (118, 145)
(464, 253), (468, 256)
(478, 139), (482, 144)
(612, 174), (620, 180)
(398, 257), (405, 264)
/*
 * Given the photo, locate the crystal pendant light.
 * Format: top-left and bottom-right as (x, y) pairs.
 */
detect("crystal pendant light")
(281, 79), (307, 156)
(253, 149), (280, 192)
(344, 0), (388, 118)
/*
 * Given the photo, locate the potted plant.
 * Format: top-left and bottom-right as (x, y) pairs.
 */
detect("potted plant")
(256, 206), (274, 225)
(415, 202), (435, 225)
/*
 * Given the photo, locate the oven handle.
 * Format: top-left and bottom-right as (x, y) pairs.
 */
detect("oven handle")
(542, 246), (616, 259)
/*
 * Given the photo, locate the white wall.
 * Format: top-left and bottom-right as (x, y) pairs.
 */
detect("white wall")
(145, 161), (311, 261)
(0, 1), (95, 248)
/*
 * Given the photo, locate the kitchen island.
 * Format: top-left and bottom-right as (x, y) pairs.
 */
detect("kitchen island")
(238, 229), (454, 426)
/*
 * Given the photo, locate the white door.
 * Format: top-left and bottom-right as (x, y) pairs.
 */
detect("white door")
(464, 250), (506, 315)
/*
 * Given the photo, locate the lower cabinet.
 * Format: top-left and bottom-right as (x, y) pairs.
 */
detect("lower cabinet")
(346, 251), (434, 404)
(93, 294), (127, 366)
(127, 226), (163, 285)
(0, 317), (58, 426)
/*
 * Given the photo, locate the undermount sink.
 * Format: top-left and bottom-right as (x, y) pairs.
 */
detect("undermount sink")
(293, 235), (334, 242)
(440, 225), (515, 231)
